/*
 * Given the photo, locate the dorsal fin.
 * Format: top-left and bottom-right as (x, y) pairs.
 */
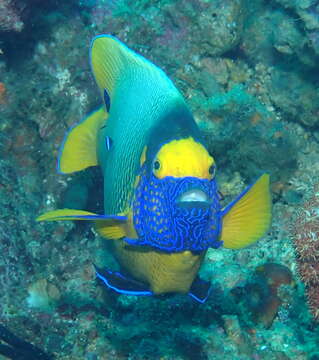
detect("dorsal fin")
(90, 35), (182, 108)
(58, 106), (107, 174)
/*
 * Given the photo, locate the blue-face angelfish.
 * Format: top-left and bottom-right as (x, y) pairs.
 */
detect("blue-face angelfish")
(37, 35), (272, 303)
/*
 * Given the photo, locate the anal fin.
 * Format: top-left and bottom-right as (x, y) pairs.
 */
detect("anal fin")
(188, 277), (212, 303)
(94, 265), (153, 296)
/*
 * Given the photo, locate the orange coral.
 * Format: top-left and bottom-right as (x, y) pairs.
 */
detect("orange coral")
(0, 82), (7, 104)
(255, 263), (294, 294)
(231, 263), (294, 328)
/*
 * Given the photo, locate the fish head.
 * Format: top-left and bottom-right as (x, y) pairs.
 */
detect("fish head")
(132, 137), (223, 252)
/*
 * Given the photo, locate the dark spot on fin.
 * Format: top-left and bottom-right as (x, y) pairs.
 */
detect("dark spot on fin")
(94, 265), (153, 296)
(103, 89), (111, 112)
(105, 136), (113, 151)
(188, 276), (212, 303)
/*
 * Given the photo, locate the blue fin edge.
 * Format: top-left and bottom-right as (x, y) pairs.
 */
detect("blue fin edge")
(188, 291), (210, 304)
(57, 214), (127, 221)
(95, 267), (153, 296)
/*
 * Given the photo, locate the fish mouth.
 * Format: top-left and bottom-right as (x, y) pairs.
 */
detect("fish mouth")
(178, 189), (209, 204)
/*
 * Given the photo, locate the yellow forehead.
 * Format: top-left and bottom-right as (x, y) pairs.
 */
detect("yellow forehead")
(154, 137), (215, 179)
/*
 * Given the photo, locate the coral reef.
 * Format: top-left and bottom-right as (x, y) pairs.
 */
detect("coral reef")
(273, 0), (319, 56)
(0, 0), (24, 32)
(231, 263), (295, 328)
(293, 185), (319, 320)
(0, 323), (53, 359)
(0, 0), (319, 358)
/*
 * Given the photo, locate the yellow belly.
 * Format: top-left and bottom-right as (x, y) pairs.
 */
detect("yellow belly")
(112, 240), (206, 294)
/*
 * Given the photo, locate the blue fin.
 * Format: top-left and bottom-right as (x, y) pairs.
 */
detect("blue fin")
(94, 265), (153, 296)
(188, 277), (212, 303)
(123, 237), (145, 246)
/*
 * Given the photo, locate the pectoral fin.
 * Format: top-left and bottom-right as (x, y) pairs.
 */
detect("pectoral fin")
(58, 106), (107, 174)
(220, 174), (272, 249)
(37, 208), (133, 241)
(36, 209), (127, 222)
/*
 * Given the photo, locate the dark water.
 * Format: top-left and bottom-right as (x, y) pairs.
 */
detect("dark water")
(0, 0), (318, 359)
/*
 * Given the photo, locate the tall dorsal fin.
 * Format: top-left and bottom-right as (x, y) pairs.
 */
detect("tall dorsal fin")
(58, 106), (107, 174)
(90, 35), (183, 108)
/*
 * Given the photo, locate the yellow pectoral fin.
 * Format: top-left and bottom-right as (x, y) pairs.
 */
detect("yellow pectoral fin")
(94, 220), (126, 239)
(94, 209), (137, 240)
(221, 174), (272, 249)
(36, 208), (127, 223)
(36, 209), (100, 221)
(58, 106), (107, 174)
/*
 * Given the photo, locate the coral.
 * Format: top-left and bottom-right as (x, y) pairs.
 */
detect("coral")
(242, 5), (315, 67)
(274, 0), (319, 56)
(195, 84), (297, 183)
(292, 185), (319, 320)
(267, 68), (319, 128)
(222, 315), (253, 356)
(160, 0), (245, 57)
(0, 0), (24, 32)
(0, 324), (53, 359)
(0, 82), (6, 104)
(255, 263), (294, 294)
(27, 278), (61, 312)
(230, 263), (294, 328)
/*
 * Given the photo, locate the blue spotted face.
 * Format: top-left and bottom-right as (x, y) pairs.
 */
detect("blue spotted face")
(128, 165), (223, 253)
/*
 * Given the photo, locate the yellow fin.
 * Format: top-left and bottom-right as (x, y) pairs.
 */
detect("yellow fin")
(36, 209), (102, 221)
(221, 174), (272, 249)
(58, 107), (107, 174)
(36, 208), (128, 225)
(94, 209), (137, 240)
(90, 35), (168, 101)
(95, 220), (126, 239)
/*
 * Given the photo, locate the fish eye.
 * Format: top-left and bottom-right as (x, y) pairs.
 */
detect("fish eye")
(153, 160), (161, 171)
(209, 164), (216, 177)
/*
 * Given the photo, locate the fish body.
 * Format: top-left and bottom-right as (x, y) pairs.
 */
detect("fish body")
(38, 35), (272, 302)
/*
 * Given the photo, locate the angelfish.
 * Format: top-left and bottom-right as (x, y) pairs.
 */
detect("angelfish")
(37, 35), (272, 303)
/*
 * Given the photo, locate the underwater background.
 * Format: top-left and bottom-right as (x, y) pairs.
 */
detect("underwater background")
(0, 0), (319, 359)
